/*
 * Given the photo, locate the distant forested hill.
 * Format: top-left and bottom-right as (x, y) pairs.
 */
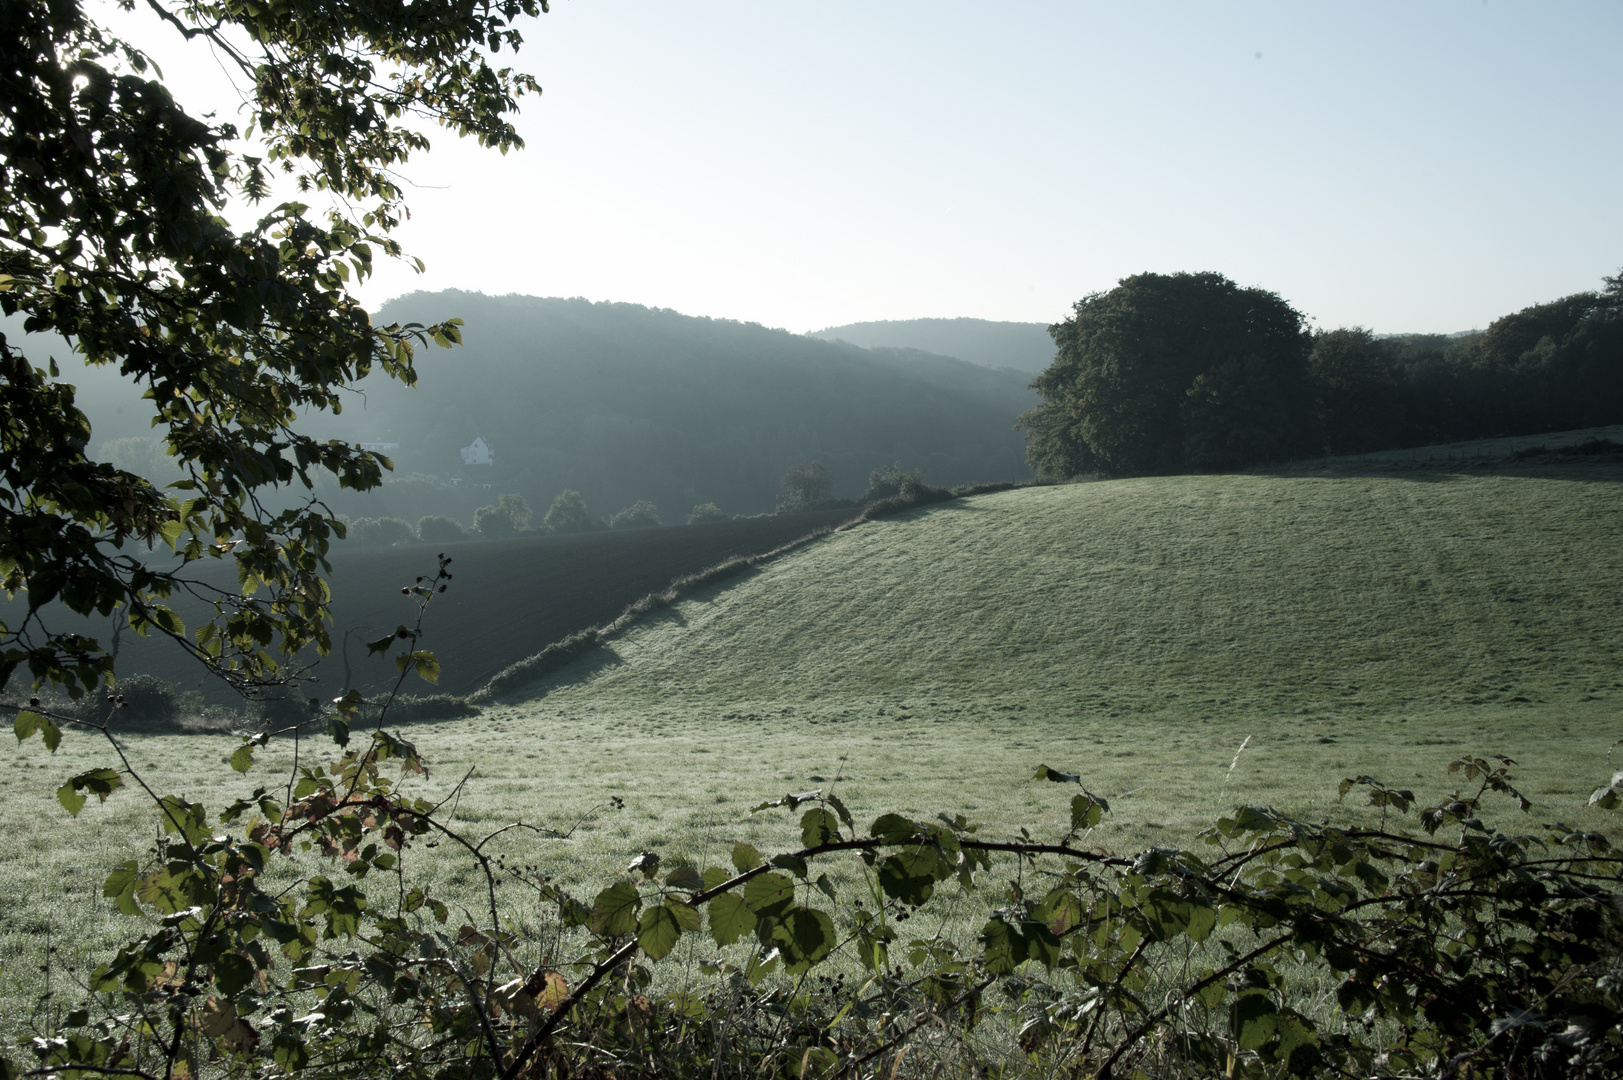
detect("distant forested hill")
(808, 317), (1055, 373)
(292, 292), (1038, 524)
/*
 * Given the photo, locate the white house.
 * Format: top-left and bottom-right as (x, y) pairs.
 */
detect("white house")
(460, 435), (494, 466)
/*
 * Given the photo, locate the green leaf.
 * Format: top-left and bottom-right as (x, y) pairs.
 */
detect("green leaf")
(366, 632), (398, 656)
(772, 907), (835, 972)
(665, 864), (705, 891)
(978, 918), (1026, 974)
(14, 710), (60, 752)
(1185, 902), (1217, 943)
(637, 904), (681, 960)
(1232, 992), (1278, 1050)
(731, 842), (763, 873)
(1140, 889), (1194, 942)
(1033, 764), (1081, 783)
(800, 807), (840, 847)
(869, 813), (918, 843)
(878, 848), (947, 905)
(57, 779), (87, 817)
(1069, 790), (1109, 830)
(706, 892), (757, 946)
(57, 768), (122, 817)
(589, 881), (641, 938)
(825, 792), (854, 829)
(102, 861), (140, 916)
(701, 866), (731, 891)
(742, 872), (795, 917)
(229, 744), (255, 774)
(665, 897), (703, 932)
(213, 952), (255, 996)
(326, 717), (350, 747)
(394, 650), (440, 685)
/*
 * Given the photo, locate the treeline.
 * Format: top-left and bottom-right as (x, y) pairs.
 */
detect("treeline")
(1019, 269), (1623, 476)
(331, 461), (950, 546)
(1312, 290), (1623, 454)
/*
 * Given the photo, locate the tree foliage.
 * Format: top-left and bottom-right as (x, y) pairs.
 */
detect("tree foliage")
(0, 0), (546, 696)
(609, 499), (662, 530)
(685, 502), (730, 525)
(542, 488), (605, 534)
(1023, 270), (1623, 476)
(415, 514), (466, 544)
(1308, 275), (1623, 455)
(1018, 272), (1313, 477)
(777, 461), (837, 513)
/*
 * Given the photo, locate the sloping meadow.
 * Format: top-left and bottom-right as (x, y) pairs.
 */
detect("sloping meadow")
(5, 464), (1623, 1073)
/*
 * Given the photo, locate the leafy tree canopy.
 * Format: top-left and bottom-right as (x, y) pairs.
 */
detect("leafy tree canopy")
(0, 0), (545, 695)
(1018, 272), (1312, 477)
(542, 489), (604, 534)
(777, 461), (836, 513)
(685, 502), (730, 525)
(609, 499), (662, 530)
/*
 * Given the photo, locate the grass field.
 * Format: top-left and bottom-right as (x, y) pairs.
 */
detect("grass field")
(4, 459), (1621, 1029)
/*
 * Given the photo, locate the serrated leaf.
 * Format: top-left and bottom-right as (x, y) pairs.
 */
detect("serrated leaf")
(665, 897), (703, 932)
(731, 842), (762, 873)
(869, 813), (917, 843)
(743, 872), (795, 917)
(1070, 791), (1108, 830)
(978, 918), (1026, 974)
(13, 709), (40, 743)
(366, 632), (398, 656)
(103, 860), (140, 916)
(1232, 992), (1278, 1050)
(636, 904), (681, 960)
(57, 768), (122, 817)
(665, 864), (705, 891)
(58, 780), (87, 817)
(706, 891), (756, 945)
(589, 881), (641, 938)
(800, 807), (840, 847)
(878, 847), (947, 904)
(229, 744), (255, 774)
(772, 907), (835, 972)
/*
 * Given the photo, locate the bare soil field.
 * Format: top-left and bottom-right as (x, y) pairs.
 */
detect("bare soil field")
(85, 507), (864, 701)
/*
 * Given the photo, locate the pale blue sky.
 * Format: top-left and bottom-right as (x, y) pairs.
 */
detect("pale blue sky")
(127, 1), (1623, 334)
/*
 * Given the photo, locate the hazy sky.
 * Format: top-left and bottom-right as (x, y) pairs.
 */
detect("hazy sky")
(125, 1), (1622, 334)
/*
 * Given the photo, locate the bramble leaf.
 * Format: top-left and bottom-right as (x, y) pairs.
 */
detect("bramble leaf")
(637, 903), (681, 960)
(731, 842), (763, 873)
(590, 881), (641, 938)
(706, 892), (756, 945)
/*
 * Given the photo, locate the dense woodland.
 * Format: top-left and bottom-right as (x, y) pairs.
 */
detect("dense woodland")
(1019, 269), (1623, 477)
(29, 295), (1038, 528)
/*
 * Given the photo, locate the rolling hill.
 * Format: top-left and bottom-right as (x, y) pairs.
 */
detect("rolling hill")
(808, 317), (1055, 373)
(522, 463), (1623, 724)
(299, 293), (1039, 523)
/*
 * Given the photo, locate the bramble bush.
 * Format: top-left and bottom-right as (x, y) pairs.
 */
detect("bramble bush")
(4, 566), (1623, 1078)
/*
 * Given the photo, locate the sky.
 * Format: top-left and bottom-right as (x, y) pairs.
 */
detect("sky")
(113, 1), (1622, 335)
